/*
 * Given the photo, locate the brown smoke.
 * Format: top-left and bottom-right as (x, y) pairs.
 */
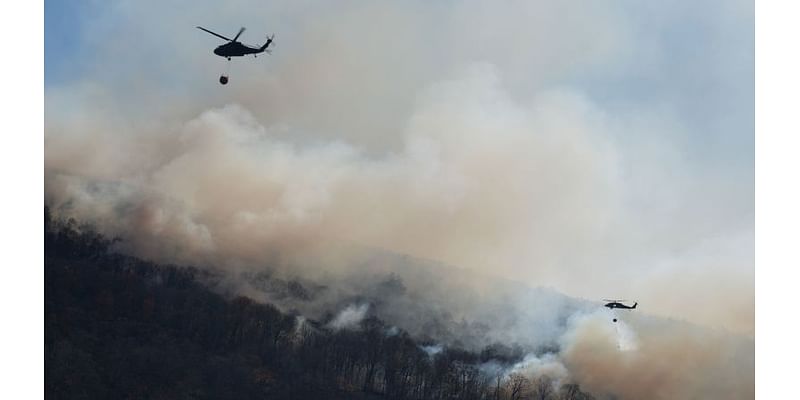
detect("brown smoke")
(45, 0), (753, 335)
(45, 1), (753, 398)
(561, 311), (753, 400)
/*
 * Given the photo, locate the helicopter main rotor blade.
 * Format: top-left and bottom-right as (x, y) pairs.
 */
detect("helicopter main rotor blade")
(232, 27), (246, 42)
(196, 26), (232, 41)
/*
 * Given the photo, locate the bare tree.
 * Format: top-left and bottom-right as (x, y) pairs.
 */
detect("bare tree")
(558, 383), (596, 400)
(532, 375), (555, 400)
(507, 373), (529, 400)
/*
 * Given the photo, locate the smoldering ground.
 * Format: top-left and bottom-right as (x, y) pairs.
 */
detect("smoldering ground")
(45, 1), (753, 398)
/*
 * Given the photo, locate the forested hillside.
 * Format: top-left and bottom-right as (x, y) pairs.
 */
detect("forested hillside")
(45, 209), (595, 399)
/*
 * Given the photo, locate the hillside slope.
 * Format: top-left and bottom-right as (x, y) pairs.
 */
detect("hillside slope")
(45, 209), (595, 400)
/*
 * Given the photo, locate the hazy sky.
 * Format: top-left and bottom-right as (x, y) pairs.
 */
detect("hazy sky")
(44, 0), (753, 335)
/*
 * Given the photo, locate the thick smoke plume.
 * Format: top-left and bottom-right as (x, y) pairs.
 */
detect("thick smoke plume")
(561, 310), (754, 399)
(45, 1), (753, 398)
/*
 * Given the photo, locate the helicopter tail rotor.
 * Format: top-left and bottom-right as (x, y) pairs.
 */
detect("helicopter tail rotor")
(260, 34), (275, 52)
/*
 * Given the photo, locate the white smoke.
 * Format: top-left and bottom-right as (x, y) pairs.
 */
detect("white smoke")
(328, 303), (370, 330)
(421, 344), (443, 358)
(614, 319), (640, 352)
(506, 353), (569, 384)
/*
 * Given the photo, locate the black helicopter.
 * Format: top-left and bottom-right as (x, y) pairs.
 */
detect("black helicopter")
(603, 299), (637, 323)
(196, 26), (274, 84)
(603, 299), (638, 310)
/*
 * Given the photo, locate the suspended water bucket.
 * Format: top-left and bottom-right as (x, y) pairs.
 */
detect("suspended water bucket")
(219, 75), (229, 85)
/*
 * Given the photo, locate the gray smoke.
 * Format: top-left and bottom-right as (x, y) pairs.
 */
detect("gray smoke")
(45, 1), (753, 398)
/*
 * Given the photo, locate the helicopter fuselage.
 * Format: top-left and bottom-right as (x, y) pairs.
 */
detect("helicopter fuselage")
(214, 41), (262, 58)
(604, 302), (637, 310)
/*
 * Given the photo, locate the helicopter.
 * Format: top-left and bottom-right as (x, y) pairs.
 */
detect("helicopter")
(603, 299), (637, 310)
(603, 299), (637, 323)
(196, 26), (274, 84)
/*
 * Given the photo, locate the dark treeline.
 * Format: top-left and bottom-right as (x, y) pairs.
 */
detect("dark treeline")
(45, 208), (595, 400)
